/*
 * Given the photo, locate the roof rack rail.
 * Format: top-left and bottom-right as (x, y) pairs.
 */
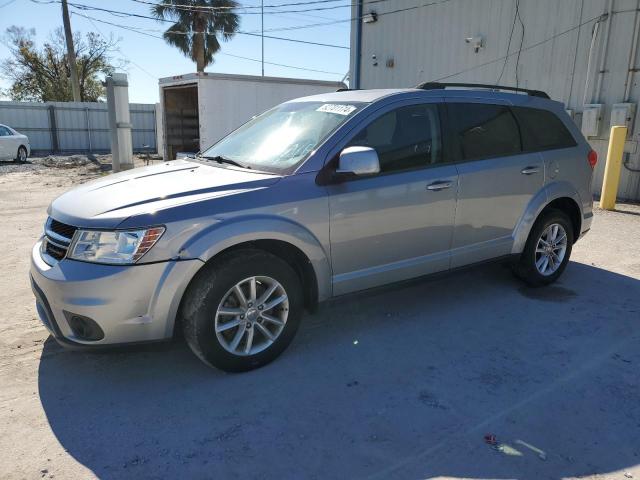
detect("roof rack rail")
(415, 82), (550, 99)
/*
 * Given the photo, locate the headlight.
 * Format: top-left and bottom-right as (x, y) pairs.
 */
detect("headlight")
(68, 227), (165, 265)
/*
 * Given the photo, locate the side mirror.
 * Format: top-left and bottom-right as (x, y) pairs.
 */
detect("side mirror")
(336, 146), (380, 177)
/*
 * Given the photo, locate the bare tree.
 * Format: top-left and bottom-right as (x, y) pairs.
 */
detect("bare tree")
(1, 26), (125, 102)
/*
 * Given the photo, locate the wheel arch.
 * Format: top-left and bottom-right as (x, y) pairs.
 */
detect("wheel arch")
(218, 239), (319, 311)
(512, 183), (584, 254)
(173, 238), (322, 337)
(539, 197), (581, 242)
(171, 217), (332, 336)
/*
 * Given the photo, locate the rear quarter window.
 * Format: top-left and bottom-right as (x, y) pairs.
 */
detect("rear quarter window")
(512, 107), (577, 151)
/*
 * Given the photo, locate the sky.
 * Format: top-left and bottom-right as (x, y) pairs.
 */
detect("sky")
(0, 0), (352, 103)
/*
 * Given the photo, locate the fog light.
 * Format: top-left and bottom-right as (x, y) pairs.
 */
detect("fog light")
(63, 311), (104, 341)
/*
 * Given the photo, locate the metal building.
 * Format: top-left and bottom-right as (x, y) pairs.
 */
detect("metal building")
(349, 0), (640, 201)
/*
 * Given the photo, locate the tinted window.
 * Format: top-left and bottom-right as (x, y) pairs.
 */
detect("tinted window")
(447, 103), (521, 160)
(512, 107), (577, 151)
(348, 104), (442, 173)
(0, 126), (11, 136)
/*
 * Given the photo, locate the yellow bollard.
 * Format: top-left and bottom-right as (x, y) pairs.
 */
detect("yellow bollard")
(600, 126), (627, 210)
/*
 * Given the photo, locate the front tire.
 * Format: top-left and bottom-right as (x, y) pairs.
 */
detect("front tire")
(181, 249), (303, 372)
(16, 146), (27, 162)
(514, 209), (574, 287)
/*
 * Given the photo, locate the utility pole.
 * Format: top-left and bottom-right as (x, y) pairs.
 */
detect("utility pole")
(261, 0), (264, 76)
(61, 0), (81, 102)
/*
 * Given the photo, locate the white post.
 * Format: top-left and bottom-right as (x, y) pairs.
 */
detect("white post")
(155, 102), (164, 159)
(105, 73), (134, 172)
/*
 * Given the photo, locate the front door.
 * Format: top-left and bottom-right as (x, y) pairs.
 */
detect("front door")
(0, 126), (12, 160)
(326, 102), (458, 295)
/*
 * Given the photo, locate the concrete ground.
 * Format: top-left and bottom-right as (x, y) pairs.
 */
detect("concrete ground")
(1, 158), (639, 480)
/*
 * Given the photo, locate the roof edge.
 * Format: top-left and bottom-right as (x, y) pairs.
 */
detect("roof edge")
(159, 72), (346, 88)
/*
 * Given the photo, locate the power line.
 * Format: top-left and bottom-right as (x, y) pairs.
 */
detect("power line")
(514, 0), (524, 89)
(33, 0), (451, 37)
(220, 50), (343, 74)
(86, 16), (158, 80)
(71, 10), (344, 76)
(133, 0), (350, 11)
(496, 0), (518, 84)
(262, 0), (453, 32)
(57, 0), (350, 49)
(0, 0), (18, 8)
(431, 7), (640, 84)
(431, 12), (607, 83)
(131, 0), (352, 15)
(128, 0), (391, 14)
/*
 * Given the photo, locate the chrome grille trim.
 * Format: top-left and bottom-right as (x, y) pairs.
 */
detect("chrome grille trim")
(44, 228), (72, 246)
(42, 217), (77, 265)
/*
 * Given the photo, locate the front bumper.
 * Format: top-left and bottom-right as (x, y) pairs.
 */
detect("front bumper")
(30, 241), (203, 347)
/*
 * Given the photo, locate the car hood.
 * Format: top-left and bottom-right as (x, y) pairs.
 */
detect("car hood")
(48, 160), (281, 227)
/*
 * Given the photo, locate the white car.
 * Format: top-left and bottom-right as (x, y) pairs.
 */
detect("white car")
(0, 124), (30, 161)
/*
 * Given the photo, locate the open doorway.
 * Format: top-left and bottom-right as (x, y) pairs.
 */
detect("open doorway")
(163, 84), (199, 160)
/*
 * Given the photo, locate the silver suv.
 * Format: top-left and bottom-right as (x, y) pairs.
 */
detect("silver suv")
(30, 83), (596, 371)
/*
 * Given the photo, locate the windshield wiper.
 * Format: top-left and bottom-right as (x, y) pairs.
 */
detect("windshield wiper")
(199, 154), (250, 169)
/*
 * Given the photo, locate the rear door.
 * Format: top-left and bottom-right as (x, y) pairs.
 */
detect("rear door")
(446, 101), (544, 268)
(326, 101), (459, 295)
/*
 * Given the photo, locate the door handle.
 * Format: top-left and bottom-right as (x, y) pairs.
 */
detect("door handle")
(521, 166), (540, 175)
(426, 181), (453, 191)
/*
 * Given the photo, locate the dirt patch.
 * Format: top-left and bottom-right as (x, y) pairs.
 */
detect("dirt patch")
(0, 153), (155, 176)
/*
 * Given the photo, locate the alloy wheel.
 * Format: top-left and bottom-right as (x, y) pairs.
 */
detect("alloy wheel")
(535, 223), (568, 276)
(214, 276), (289, 356)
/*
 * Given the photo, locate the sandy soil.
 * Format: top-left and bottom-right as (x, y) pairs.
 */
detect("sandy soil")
(1, 158), (639, 480)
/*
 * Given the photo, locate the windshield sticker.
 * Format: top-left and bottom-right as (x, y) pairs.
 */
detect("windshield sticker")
(316, 104), (357, 116)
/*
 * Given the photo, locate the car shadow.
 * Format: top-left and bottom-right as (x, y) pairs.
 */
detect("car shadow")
(0, 159), (32, 165)
(37, 261), (640, 479)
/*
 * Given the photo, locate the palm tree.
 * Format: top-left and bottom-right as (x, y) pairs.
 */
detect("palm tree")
(152, 0), (239, 72)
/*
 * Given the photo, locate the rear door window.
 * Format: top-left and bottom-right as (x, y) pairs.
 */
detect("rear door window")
(512, 107), (577, 151)
(447, 103), (521, 161)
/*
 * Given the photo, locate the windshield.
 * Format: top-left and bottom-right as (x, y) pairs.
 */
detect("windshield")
(200, 101), (364, 173)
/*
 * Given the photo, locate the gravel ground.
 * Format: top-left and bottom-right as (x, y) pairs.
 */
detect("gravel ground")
(0, 153), (157, 175)
(0, 161), (639, 480)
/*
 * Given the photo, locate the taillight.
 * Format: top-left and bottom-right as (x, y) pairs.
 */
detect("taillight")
(587, 150), (598, 169)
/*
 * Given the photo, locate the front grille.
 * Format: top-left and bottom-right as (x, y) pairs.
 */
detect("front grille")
(45, 241), (67, 260)
(42, 217), (77, 264)
(49, 218), (77, 239)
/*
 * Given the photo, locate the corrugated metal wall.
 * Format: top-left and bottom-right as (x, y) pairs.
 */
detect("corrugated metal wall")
(351, 0), (640, 201)
(0, 101), (157, 154)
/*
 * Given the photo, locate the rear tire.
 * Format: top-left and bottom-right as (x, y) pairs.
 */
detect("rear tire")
(513, 209), (574, 287)
(181, 249), (303, 372)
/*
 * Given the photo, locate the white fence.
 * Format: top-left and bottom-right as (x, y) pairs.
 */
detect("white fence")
(0, 101), (157, 154)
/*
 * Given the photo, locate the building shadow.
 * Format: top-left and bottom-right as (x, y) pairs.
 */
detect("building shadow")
(37, 261), (640, 479)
